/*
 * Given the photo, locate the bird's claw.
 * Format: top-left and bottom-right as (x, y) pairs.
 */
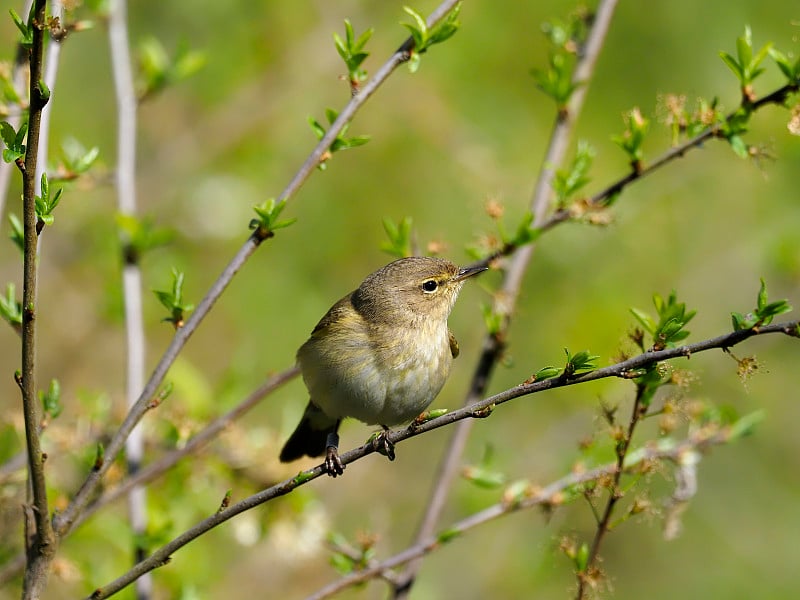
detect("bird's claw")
(325, 446), (345, 477)
(324, 431), (345, 477)
(372, 428), (396, 461)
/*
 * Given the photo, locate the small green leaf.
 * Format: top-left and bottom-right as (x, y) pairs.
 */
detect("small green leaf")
(575, 542), (590, 572)
(380, 216), (414, 258)
(532, 366), (561, 381)
(437, 527), (461, 543)
(0, 282), (22, 326)
(727, 409), (765, 439)
(8, 213), (23, 253)
(757, 278), (768, 311)
(39, 379), (62, 419)
(462, 465), (506, 489)
(629, 307), (656, 334)
(153, 268), (194, 328)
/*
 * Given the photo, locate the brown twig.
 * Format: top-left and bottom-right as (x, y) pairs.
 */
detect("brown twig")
(84, 320), (799, 598)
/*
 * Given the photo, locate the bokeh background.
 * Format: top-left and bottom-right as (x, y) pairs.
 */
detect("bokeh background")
(0, 0), (798, 598)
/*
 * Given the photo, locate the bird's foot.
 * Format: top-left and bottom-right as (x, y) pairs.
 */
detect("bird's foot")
(324, 432), (345, 477)
(371, 426), (395, 461)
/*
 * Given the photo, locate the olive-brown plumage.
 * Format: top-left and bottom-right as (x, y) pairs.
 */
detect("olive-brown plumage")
(280, 256), (485, 476)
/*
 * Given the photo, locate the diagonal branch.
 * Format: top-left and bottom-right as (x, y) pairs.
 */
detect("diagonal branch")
(395, 1), (620, 595)
(307, 427), (738, 600)
(0, 367), (300, 586)
(85, 320), (799, 598)
(52, 0), (464, 543)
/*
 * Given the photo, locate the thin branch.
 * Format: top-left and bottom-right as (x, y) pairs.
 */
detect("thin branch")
(74, 366), (299, 531)
(576, 379), (645, 598)
(51, 0), (463, 541)
(307, 428), (736, 600)
(20, 1), (57, 598)
(84, 320), (799, 598)
(0, 367), (300, 586)
(395, 1), (619, 595)
(108, 0), (151, 597)
(536, 79), (800, 233)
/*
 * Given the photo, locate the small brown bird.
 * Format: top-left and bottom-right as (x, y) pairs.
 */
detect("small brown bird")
(280, 256), (485, 476)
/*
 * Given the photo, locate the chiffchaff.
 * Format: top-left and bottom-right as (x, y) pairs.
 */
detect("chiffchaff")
(280, 256), (486, 476)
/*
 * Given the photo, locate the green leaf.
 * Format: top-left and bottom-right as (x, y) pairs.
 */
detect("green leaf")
(462, 465), (506, 489)
(564, 349), (599, 377)
(437, 527), (461, 543)
(1, 120), (26, 163)
(757, 278), (768, 311)
(401, 3), (461, 72)
(153, 268), (194, 327)
(0, 282), (22, 326)
(249, 198), (297, 236)
(575, 542), (590, 572)
(39, 379), (62, 419)
(532, 366), (561, 381)
(8, 213), (23, 253)
(727, 409), (765, 439)
(629, 307), (656, 334)
(380, 216), (414, 258)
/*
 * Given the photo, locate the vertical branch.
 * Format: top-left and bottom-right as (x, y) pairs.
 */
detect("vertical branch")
(576, 384), (644, 599)
(20, 1), (57, 597)
(394, 2), (619, 596)
(108, 0), (152, 598)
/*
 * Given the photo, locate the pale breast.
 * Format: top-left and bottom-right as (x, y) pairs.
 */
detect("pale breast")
(298, 319), (452, 426)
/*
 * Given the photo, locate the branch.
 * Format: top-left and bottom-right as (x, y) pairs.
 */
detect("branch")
(52, 0), (463, 541)
(396, 1), (620, 594)
(0, 367), (300, 586)
(74, 366), (299, 531)
(307, 427), (738, 600)
(108, 0), (151, 596)
(85, 320), (799, 598)
(536, 79), (800, 233)
(20, 1), (57, 597)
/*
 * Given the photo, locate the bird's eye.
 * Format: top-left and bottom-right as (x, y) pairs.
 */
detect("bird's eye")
(422, 279), (438, 293)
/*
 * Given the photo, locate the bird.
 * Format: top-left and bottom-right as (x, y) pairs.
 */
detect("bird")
(279, 256), (485, 476)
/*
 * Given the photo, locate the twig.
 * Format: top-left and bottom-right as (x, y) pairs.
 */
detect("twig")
(84, 320), (799, 598)
(51, 0), (463, 542)
(20, 1), (58, 597)
(307, 429), (734, 600)
(108, 0), (151, 597)
(0, 367), (300, 586)
(73, 366), (299, 531)
(395, 2), (620, 595)
(576, 379), (645, 598)
(536, 80), (800, 234)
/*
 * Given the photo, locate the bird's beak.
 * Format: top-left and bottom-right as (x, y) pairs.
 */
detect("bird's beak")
(453, 264), (488, 282)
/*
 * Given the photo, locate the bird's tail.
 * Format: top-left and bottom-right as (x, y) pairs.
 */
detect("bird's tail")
(279, 402), (340, 462)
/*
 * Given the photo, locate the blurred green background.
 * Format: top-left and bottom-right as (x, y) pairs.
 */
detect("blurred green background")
(1, 0), (799, 598)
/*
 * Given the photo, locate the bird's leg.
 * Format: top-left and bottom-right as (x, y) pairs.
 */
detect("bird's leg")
(371, 425), (396, 461)
(324, 429), (345, 477)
